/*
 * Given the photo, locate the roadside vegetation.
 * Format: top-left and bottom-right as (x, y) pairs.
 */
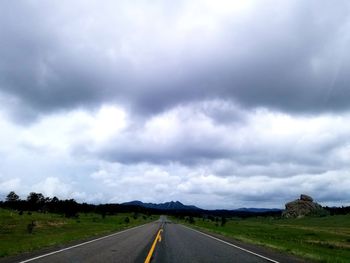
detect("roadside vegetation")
(0, 208), (154, 258)
(174, 214), (350, 263)
(2, 190), (349, 262)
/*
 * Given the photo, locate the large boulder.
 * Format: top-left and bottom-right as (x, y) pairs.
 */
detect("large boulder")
(282, 194), (324, 218)
(300, 194), (313, 202)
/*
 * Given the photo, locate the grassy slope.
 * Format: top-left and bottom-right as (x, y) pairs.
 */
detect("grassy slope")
(176, 215), (350, 263)
(0, 208), (154, 258)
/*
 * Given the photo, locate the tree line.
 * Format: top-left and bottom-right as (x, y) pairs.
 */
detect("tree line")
(1, 191), (349, 218)
(0, 191), (158, 218)
(1, 191), (85, 217)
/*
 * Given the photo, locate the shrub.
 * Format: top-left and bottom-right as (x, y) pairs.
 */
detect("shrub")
(189, 216), (195, 224)
(27, 221), (35, 234)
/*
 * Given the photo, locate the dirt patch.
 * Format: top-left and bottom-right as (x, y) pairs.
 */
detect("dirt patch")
(46, 221), (67, 227)
(34, 221), (67, 228)
(279, 225), (350, 237)
(305, 240), (350, 249)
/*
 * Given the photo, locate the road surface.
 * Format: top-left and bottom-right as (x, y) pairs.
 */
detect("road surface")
(2, 216), (304, 263)
(2, 222), (160, 263)
(154, 222), (275, 263)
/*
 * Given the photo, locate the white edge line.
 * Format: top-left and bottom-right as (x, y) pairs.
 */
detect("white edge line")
(181, 224), (280, 263)
(19, 222), (152, 263)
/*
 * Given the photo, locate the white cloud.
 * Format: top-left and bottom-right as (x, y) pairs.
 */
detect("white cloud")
(1, 100), (350, 208)
(89, 106), (126, 142)
(33, 177), (73, 198)
(0, 178), (21, 194)
(14, 105), (127, 155)
(0, 1), (349, 209)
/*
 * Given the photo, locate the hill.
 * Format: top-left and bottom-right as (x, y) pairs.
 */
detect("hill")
(122, 200), (201, 211)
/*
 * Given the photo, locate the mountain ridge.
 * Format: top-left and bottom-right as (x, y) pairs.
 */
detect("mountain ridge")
(122, 200), (282, 212)
(122, 200), (201, 210)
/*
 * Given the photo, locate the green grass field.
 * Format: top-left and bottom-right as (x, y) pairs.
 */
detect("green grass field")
(176, 215), (350, 263)
(0, 208), (154, 258)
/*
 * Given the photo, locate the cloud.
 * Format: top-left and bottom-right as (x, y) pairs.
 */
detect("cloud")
(86, 163), (350, 209)
(0, 177), (21, 193)
(0, 1), (349, 208)
(89, 163), (184, 204)
(1, 0), (350, 124)
(2, 99), (349, 207)
(33, 177), (73, 198)
(77, 102), (350, 171)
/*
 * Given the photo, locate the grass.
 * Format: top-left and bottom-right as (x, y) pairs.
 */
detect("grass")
(174, 214), (350, 263)
(0, 208), (155, 258)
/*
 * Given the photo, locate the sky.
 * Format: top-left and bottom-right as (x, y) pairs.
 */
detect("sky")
(1, 0), (350, 209)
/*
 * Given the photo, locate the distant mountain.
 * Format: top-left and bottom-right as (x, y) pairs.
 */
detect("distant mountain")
(122, 200), (202, 211)
(233, 208), (282, 213)
(122, 200), (282, 213)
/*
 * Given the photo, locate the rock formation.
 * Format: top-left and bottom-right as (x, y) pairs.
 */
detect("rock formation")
(282, 194), (324, 218)
(300, 194), (313, 202)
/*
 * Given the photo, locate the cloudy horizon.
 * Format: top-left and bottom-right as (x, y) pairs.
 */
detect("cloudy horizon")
(1, 0), (350, 209)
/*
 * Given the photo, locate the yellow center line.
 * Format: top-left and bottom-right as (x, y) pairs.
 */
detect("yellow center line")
(144, 228), (163, 263)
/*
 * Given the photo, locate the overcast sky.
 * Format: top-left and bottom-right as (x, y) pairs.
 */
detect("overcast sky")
(1, 0), (350, 209)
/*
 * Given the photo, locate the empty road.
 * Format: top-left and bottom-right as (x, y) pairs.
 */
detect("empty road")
(153, 222), (276, 263)
(2, 222), (160, 263)
(2, 217), (303, 263)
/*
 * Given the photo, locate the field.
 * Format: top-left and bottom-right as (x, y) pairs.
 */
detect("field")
(0, 208), (154, 258)
(176, 214), (350, 263)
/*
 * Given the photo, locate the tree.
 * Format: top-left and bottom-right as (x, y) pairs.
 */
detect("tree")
(27, 192), (45, 203)
(63, 199), (79, 218)
(46, 196), (59, 213)
(5, 191), (20, 209)
(51, 196), (59, 203)
(27, 192), (45, 211)
(6, 191), (19, 202)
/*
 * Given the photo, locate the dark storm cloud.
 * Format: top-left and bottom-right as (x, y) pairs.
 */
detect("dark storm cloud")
(0, 1), (132, 120)
(1, 1), (350, 123)
(94, 132), (339, 169)
(96, 140), (231, 166)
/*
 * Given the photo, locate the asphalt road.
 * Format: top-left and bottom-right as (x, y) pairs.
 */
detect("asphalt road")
(6, 222), (160, 263)
(2, 216), (304, 263)
(153, 221), (277, 263)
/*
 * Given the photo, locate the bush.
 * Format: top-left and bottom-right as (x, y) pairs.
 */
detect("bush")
(27, 221), (35, 234)
(189, 216), (195, 224)
(309, 209), (330, 217)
